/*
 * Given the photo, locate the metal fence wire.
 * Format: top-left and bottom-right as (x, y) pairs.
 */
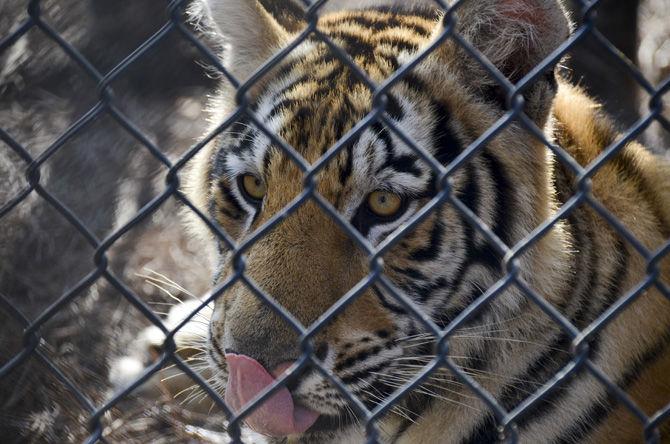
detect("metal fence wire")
(1, 0), (669, 443)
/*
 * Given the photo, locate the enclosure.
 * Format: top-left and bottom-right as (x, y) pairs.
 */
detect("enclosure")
(1, 0), (669, 443)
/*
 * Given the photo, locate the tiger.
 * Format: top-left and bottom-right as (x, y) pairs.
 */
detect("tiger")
(182, 0), (670, 442)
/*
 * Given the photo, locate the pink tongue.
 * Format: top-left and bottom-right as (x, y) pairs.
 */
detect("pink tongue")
(224, 353), (320, 437)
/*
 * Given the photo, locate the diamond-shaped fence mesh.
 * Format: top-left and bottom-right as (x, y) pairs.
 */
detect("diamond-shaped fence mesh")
(1, 0), (669, 443)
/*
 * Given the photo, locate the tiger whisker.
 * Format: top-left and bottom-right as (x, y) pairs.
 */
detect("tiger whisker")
(400, 335), (568, 354)
(371, 372), (477, 401)
(392, 361), (547, 388)
(140, 268), (198, 299)
(392, 355), (473, 362)
(380, 379), (482, 413)
(356, 378), (417, 424)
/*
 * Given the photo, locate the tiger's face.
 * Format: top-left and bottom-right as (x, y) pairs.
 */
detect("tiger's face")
(187, 0), (569, 440)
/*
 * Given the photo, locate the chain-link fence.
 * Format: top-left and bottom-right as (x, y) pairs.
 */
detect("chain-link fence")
(1, 0), (669, 442)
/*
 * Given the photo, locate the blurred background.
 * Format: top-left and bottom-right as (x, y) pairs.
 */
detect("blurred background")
(0, 1), (668, 442)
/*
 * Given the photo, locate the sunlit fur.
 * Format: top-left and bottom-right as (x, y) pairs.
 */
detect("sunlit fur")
(184, 1), (670, 442)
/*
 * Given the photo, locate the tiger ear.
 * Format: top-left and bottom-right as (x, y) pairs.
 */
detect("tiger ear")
(431, 0), (570, 122)
(448, 0), (571, 82)
(197, 0), (292, 81)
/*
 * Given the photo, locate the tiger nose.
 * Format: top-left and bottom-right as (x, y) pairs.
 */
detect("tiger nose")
(222, 319), (329, 373)
(224, 326), (301, 372)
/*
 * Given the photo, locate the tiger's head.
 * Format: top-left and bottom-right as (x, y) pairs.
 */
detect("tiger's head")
(186, 0), (571, 441)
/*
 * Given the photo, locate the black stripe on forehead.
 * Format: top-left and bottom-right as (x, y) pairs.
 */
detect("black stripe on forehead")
(431, 100), (463, 166)
(262, 66), (365, 127)
(208, 120), (261, 184)
(367, 84), (460, 187)
(332, 95), (367, 145)
(369, 5), (441, 21)
(378, 37), (420, 53)
(338, 142), (355, 187)
(270, 52), (357, 100)
(210, 138), (228, 181)
(266, 74), (344, 114)
(271, 52), (340, 89)
(228, 116), (252, 137)
(368, 97), (464, 186)
(333, 13), (434, 38)
(231, 131), (256, 157)
(371, 121), (393, 158)
(266, 97), (300, 121)
(361, 131), (404, 180)
(256, 43), (408, 142)
(211, 116), (257, 162)
(326, 30), (419, 67)
(377, 153), (422, 177)
(401, 72), (430, 96)
(328, 31), (378, 58)
(385, 94), (404, 121)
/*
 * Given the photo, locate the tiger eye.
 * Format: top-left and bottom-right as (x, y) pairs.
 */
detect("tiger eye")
(241, 174), (266, 201)
(367, 191), (403, 218)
